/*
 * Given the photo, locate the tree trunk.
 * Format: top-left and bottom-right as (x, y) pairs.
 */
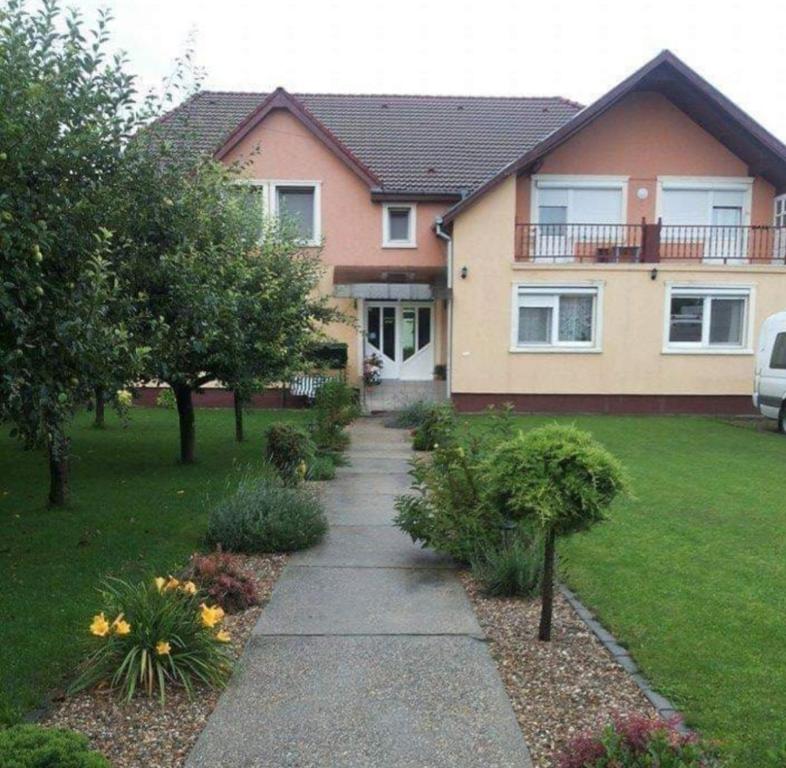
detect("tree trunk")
(233, 390), (244, 442)
(173, 383), (196, 464)
(538, 528), (556, 642)
(94, 386), (105, 428)
(48, 433), (70, 506)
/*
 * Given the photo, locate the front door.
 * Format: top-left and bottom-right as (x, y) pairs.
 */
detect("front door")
(365, 302), (434, 380)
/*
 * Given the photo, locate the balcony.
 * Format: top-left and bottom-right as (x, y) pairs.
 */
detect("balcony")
(515, 221), (786, 265)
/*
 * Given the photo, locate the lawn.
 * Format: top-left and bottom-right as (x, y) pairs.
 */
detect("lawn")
(0, 406), (309, 723)
(463, 414), (786, 767)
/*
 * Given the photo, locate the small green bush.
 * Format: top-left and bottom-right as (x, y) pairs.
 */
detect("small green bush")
(155, 388), (175, 409)
(395, 442), (502, 562)
(305, 453), (337, 481)
(70, 576), (233, 703)
(0, 725), (111, 768)
(384, 400), (435, 429)
(311, 379), (360, 451)
(206, 475), (327, 553)
(412, 402), (455, 451)
(471, 528), (543, 597)
(264, 422), (314, 484)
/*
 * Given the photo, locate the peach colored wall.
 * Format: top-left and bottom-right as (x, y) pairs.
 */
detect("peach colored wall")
(515, 91), (776, 226)
(453, 175), (786, 397)
(220, 108), (449, 384)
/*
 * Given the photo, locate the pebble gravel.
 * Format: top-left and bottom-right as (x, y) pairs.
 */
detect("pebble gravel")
(44, 554), (287, 768)
(460, 572), (655, 768)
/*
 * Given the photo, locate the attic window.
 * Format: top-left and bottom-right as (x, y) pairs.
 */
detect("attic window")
(382, 203), (416, 248)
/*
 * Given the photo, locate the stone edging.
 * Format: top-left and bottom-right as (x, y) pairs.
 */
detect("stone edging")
(559, 584), (689, 734)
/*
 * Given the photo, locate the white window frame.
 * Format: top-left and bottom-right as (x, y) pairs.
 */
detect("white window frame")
(662, 283), (754, 355)
(237, 179), (321, 245)
(531, 175), (629, 224)
(656, 177), (753, 232)
(775, 194), (786, 228)
(382, 203), (417, 248)
(510, 282), (604, 353)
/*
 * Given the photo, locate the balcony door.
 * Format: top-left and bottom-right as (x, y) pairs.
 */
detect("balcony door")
(365, 302), (433, 381)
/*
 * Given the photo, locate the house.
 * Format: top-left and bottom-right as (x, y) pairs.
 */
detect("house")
(161, 51), (786, 414)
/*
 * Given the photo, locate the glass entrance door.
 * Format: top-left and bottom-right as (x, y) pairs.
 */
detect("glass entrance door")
(364, 302), (434, 381)
(365, 303), (398, 378)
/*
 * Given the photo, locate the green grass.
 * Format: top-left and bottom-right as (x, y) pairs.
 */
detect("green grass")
(462, 414), (786, 766)
(0, 407), (309, 722)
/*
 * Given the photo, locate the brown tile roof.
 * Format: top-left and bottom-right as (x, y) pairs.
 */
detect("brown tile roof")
(154, 90), (582, 195)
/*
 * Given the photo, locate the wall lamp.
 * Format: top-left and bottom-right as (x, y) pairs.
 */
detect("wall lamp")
(460, 266), (468, 280)
(650, 267), (658, 281)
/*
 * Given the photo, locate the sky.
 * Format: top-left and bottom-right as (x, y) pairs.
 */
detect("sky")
(71, 0), (786, 142)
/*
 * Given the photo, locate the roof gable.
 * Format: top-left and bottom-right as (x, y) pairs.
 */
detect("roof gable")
(443, 50), (786, 223)
(214, 88), (381, 188)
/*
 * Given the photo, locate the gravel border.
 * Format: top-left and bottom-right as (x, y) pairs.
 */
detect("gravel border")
(460, 571), (657, 768)
(44, 553), (287, 768)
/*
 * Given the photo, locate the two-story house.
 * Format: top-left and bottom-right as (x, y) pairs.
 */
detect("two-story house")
(161, 51), (786, 414)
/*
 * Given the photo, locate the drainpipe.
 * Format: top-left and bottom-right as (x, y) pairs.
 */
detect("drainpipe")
(435, 217), (453, 400)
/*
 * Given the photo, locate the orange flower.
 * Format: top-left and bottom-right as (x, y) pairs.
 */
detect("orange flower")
(200, 602), (225, 629)
(112, 613), (131, 636)
(89, 612), (110, 637)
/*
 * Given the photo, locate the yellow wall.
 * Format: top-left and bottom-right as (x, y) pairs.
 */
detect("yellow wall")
(451, 176), (786, 396)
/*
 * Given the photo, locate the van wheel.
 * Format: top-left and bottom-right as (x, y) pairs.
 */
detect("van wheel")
(779, 405), (786, 434)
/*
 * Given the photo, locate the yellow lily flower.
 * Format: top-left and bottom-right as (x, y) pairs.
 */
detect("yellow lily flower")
(154, 577), (166, 592)
(112, 614), (131, 636)
(181, 580), (197, 595)
(155, 640), (171, 656)
(200, 602), (225, 629)
(90, 612), (110, 637)
(164, 576), (180, 591)
(216, 629), (231, 643)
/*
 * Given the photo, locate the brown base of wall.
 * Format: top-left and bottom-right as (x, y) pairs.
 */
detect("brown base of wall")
(133, 387), (308, 409)
(452, 392), (756, 415)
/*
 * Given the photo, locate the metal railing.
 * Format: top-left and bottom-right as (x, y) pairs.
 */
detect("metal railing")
(515, 221), (786, 264)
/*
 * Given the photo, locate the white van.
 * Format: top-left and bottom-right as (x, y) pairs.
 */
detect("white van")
(753, 311), (786, 431)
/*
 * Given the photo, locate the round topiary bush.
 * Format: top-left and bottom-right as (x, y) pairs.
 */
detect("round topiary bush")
(206, 475), (327, 553)
(0, 725), (111, 768)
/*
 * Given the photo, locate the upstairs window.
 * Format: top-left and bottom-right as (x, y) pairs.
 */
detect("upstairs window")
(383, 203), (416, 247)
(275, 184), (318, 243)
(776, 195), (786, 228)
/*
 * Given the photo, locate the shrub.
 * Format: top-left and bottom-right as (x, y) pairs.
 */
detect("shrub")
(471, 527), (543, 597)
(0, 725), (111, 768)
(70, 576), (233, 702)
(305, 453), (337, 481)
(412, 401), (455, 451)
(395, 442), (503, 562)
(186, 551), (258, 613)
(206, 475), (327, 553)
(384, 399), (435, 429)
(155, 388), (175, 409)
(264, 422), (314, 484)
(487, 424), (629, 640)
(311, 379), (360, 451)
(559, 714), (720, 768)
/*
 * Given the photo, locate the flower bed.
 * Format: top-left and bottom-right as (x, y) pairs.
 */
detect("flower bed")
(44, 554), (286, 768)
(460, 572), (656, 768)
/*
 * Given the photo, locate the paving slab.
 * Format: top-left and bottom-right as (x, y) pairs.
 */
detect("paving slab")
(290, 525), (454, 569)
(318, 490), (398, 526)
(255, 566), (482, 636)
(338, 456), (412, 474)
(325, 473), (411, 496)
(186, 635), (531, 768)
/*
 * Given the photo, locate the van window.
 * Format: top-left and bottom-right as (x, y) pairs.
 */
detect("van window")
(770, 333), (786, 369)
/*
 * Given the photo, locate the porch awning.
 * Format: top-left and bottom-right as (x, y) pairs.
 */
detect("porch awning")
(333, 282), (450, 300)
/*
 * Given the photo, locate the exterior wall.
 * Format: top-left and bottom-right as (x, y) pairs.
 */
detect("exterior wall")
(221, 108), (448, 384)
(451, 164), (786, 406)
(515, 91), (776, 226)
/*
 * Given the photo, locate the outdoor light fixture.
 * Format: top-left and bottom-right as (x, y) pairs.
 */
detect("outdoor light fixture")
(637, 187), (649, 200)
(460, 266), (468, 279)
(650, 267), (658, 281)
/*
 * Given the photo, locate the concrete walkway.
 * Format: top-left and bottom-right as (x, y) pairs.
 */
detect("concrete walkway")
(186, 418), (532, 768)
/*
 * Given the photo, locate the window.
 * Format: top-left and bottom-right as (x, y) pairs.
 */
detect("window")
(665, 286), (751, 352)
(382, 203), (416, 247)
(400, 306), (431, 360)
(513, 285), (601, 351)
(235, 180), (321, 244)
(776, 195), (786, 228)
(770, 333), (786, 369)
(276, 186), (316, 241)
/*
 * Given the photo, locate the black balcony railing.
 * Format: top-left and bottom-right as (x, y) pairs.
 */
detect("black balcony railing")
(515, 221), (786, 264)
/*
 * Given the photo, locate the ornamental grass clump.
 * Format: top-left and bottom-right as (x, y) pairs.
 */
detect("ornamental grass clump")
(70, 576), (233, 703)
(471, 527), (543, 597)
(559, 714), (721, 768)
(487, 424), (629, 640)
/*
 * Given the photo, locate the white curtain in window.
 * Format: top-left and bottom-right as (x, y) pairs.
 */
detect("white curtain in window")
(558, 295), (593, 342)
(518, 306), (552, 344)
